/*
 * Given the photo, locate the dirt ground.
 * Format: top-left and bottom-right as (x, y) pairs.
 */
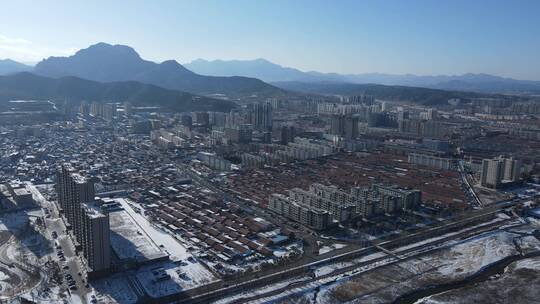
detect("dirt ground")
(419, 256), (540, 304)
(274, 229), (539, 304)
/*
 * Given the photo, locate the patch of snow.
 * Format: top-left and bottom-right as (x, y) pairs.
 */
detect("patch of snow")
(512, 258), (540, 271)
(109, 210), (166, 262)
(136, 259), (218, 297)
(435, 231), (517, 278)
(0, 270), (8, 281)
(214, 276), (312, 304)
(115, 198), (191, 261)
(318, 243), (347, 255)
(92, 275), (139, 304)
(314, 262), (354, 277)
(497, 213), (511, 219)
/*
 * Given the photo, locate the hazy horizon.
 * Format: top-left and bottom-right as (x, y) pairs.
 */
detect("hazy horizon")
(1, 0), (540, 80)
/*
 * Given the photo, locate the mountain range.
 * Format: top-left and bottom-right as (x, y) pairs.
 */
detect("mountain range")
(0, 42), (534, 111)
(32, 43), (283, 98)
(0, 59), (32, 75)
(3, 45), (539, 97)
(0, 72), (236, 112)
(271, 81), (505, 106)
(185, 58), (540, 94)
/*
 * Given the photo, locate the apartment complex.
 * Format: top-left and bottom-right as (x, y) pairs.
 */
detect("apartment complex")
(480, 156), (522, 188)
(81, 204), (111, 273)
(196, 152), (232, 171)
(81, 102), (117, 121)
(408, 153), (453, 170)
(268, 193), (330, 230)
(225, 124), (253, 144)
(398, 119), (449, 139)
(56, 164), (111, 274)
(249, 102), (273, 131)
(268, 183), (422, 230)
(241, 137), (336, 168)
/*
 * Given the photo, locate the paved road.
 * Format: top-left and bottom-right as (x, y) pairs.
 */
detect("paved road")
(27, 183), (92, 303)
(187, 213), (514, 304)
(166, 197), (533, 304)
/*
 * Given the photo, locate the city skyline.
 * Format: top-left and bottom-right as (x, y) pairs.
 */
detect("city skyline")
(1, 0), (540, 80)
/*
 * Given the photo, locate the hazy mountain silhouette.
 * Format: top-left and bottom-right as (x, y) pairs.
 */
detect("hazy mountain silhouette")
(271, 81), (520, 106)
(34, 43), (283, 97)
(0, 72), (236, 112)
(0, 59), (32, 75)
(185, 58), (540, 94)
(185, 58), (324, 82)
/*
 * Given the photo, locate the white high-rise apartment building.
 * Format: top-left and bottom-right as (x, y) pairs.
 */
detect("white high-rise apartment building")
(480, 156), (521, 188)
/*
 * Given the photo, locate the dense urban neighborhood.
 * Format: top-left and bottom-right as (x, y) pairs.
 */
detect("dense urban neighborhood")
(1, 2), (540, 303)
(1, 76), (540, 303)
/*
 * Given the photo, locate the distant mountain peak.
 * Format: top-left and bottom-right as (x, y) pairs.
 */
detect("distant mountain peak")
(74, 42), (142, 60)
(1, 59), (19, 64)
(86, 42), (135, 52)
(187, 58), (540, 94)
(160, 59), (182, 67)
(33, 43), (281, 96)
(0, 59), (32, 75)
(253, 58), (272, 63)
(185, 57), (311, 82)
(190, 58), (208, 64)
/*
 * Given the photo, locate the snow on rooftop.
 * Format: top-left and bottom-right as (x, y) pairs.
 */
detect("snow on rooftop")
(112, 198), (218, 294)
(109, 210), (167, 262)
(136, 260), (218, 297)
(115, 198), (193, 260)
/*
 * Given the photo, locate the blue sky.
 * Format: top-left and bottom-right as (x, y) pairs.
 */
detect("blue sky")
(1, 0), (539, 80)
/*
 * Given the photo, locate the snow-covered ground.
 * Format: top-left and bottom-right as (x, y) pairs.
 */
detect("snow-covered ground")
(135, 259), (218, 298)
(216, 249), (393, 304)
(0, 269), (14, 297)
(115, 198), (192, 261)
(393, 217), (505, 253)
(109, 210), (167, 262)
(433, 231), (518, 279)
(417, 256), (540, 304)
(0, 220), (52, 302)
(91, 275), (139, 304)
(273, 241), (304, 259)
(516, 235), (540, 254)
(314, 261), (355, 277)
(511, 257), (540, 271)
(217, 226), (529, 304)
(318, 243), (347, 255)
(114, 198), (218, 297)
(213, 276), (313, 304)
(528, 216), (540, 228)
